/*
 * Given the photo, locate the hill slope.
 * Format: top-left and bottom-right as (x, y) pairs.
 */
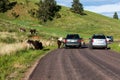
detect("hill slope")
(0, 1), (120, 40)
(47, 7), (120, 38)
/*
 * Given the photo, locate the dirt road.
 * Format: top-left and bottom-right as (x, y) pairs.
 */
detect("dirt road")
(29, 48), (120, 80)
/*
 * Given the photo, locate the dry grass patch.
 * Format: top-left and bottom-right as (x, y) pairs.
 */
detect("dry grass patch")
(0, 42), (28, 55)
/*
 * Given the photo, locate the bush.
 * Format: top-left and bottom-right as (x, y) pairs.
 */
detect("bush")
(55, 12), (61, 19)
(28, 9), (37, 18)
(0, 0), (17, 13)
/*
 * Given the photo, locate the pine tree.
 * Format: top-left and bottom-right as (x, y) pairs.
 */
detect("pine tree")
(113, 12), (119, 19)
(37, 0), (60, 23)
(70, 0), (84, 15)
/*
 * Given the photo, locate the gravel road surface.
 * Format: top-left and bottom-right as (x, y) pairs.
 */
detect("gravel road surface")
(29, 48), (120, 80)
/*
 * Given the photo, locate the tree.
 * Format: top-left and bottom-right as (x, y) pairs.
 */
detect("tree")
(0, 0), (17, 13)
(36, 0), (61, 23)
(113, 12), (119, 19)
(0, 0), (10, 12)
(70, 0), (84, 15)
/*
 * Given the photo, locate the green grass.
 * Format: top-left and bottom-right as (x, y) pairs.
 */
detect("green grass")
(0, 37), (16, 44)
(0, 46), (55, 80)
(109, 42), (120, 53)
(1, 2), (120, 39)
(3, 5), (120, 39)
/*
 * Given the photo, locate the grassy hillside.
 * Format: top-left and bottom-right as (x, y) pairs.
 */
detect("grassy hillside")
(1, 1), (120, 40)
(47, 7), (120, 38)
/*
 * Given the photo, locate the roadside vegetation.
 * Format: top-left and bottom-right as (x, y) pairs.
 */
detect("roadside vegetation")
(0, 46), (55, 80)
(0, 18), (56, 80)
(109, 42), (120, 53)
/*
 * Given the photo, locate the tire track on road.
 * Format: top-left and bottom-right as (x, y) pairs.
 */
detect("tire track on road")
(29, 48), (120, 80)
(80, 49), (120, 80)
